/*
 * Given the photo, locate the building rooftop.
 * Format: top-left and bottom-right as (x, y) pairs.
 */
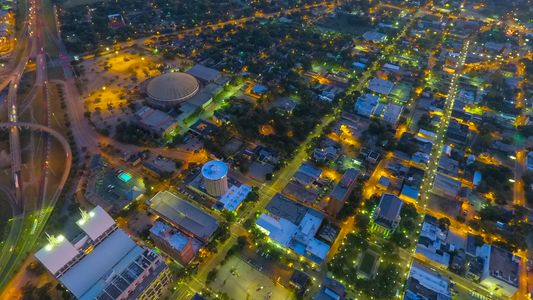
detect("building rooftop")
(377, 193), (404, 221)
(215, 184), (252, 211)
(265, 193), (312, 224)
(401, 185), (419, 200)
(405, 262), (452, 300)
(298, 163), (322, 178)
(331, 168), (359, 201)
(251, 84), (268, 94)
(437, 156), (460, 177)
(378, 176), (391, 188)
(383, 102), (403, 119)
(290, 270), (310, 287)
(35, 235), (80, 276)
(488, 246), (520, 287)
(143, 157), (176, 175)
(190, 120), (218, 136)
(367, 78), (394, 94)
(202, 160), (228, 180)
(146, 191), (218, 240)
(76, 206), (116, 241)
(150, 221), (190, 251)
(186, 91), (213, 108)
(60, 229), (139, 300)
(293, 171), (316, 185)
(146, 72), (199, 102)
(186, 64), (221, 81)
(433, 173), (462, 196)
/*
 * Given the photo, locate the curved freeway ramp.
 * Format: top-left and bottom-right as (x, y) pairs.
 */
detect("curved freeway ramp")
(0, 122), (72, 291)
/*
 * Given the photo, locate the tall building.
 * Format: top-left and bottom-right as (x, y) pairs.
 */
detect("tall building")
(327, 168), (359, 215)
(150, 221), (195, 265)
(35, 206), (171, 300)
(370, 193), (404, 237)
(201, 160), (228, 197)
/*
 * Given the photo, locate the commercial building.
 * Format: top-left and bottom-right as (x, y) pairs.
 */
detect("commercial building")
(131, 106), (178, 137)
(382, 102), (404, 126)
(35, 206), (171, 300)
(201, 160), (229, 197)
(212, 184), (252, 212)
(143, 157), (176, 178)
(403, 262), (453, 300)
(150, 221), (198, 265)
(185, 64), (222, 83)
(327, 168), (359, 215)
(367, 78), (395, 95)
(370, 193), (403, 237)
(355, 94), (380, 117)
(446, 119), (469, 146)
(146, 191), (218, 242)
(478, 245), (520, 298)
(255, 194), (332, 264)
(431, 173), (461, 199)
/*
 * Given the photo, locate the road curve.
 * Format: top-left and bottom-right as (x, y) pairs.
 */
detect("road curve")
(0, 122), (72, 291)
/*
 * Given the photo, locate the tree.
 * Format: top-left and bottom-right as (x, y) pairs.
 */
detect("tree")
(225, 211), (237, 223)
(438, 217), (451, 231)
(206, 269), (218, 284)
(513, 205), (528, 223)
(243, 218), (255, 229)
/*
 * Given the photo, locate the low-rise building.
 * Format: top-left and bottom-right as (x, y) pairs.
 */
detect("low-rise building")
(185, 64), (221, 83)
(403, 262), (453, 300)
(255, 194), (331, 264)
(314, 277), (348, 300)
(415, 215), (450, 268)
(367, 78), (395, 95)
(212, 184), (252, 212)
(150, 221), (196, 265)
(143, 157), (176, 178)
(527, 152), (533, 171)
(370, 193), (404, 237)
(382, 102), (404, 126)
(298, 163), (323, 179)
(478, 245), (520, 298)
(355, 94), (380, 117)
(146, 191), (219, 243)
(363, 31), (388, 43)
(446, 119), (469, 146)
(431, 173), (461, 199)
(437, 156), (460, 178)
(131, 106), (178, 137)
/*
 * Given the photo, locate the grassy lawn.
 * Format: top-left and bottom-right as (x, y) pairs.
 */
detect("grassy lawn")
(359, 252), (376, 275)
(42, 0), (57, 36)
(44, 31), (60, 60)
(14, 0), (26, 40)
(17, 69), (37, 107)
(0, 189), (13, 253)
(47, 66), (66, 81)
(13, 35), (27, 67)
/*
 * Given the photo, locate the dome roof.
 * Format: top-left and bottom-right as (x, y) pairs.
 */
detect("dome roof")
(146, 73), (199, 102)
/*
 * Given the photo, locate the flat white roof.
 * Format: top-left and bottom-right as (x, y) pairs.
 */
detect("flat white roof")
(77, 206), (116, 241)
(256, 213), (297, 247)
(218, 184), (252, 211)
(59, 229), (139, 299)
(35, 235), (79, 275)
(201, 160), (228, 180)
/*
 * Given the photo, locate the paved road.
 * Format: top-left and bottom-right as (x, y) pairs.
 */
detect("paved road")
(0, 121), (72, 291)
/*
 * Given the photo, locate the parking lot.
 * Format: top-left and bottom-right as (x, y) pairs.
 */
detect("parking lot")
(209, 255), (292, 300)
(95, 168), (146, 206)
